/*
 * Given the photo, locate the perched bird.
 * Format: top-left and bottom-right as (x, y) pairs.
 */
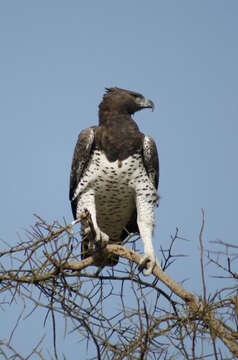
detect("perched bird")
(69, 87), (159, 275)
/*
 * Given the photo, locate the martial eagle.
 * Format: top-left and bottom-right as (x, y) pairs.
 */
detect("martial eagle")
(69, 87), (160, 275)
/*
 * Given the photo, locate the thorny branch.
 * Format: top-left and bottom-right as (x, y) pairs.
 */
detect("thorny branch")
(0, 213), (237, 359)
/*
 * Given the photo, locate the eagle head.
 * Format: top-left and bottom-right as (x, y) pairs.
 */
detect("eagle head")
(99, 87), (154, 116)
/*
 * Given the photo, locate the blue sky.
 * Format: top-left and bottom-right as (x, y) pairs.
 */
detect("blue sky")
(0, 1), (237, 358)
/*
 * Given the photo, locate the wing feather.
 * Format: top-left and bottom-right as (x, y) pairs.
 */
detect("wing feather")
(142, 135), (159, 189)
(69, 127), (95, 218)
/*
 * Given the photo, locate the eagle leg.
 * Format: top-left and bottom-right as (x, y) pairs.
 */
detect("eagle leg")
(136, 195), (161, 275)
(77, 190), (109, 248)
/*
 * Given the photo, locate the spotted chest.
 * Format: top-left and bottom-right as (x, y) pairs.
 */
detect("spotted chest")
(76, 150), (158, 241)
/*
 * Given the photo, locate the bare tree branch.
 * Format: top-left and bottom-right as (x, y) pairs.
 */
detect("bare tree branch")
(0, 214), (237, 358)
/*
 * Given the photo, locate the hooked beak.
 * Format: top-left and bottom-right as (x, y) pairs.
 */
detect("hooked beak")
(135, 97), (155, 111)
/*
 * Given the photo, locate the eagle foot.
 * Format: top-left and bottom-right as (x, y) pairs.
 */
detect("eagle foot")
(82, 229), (109, 256)
(139, 255), (161, 276)
(95, 230), (109, 246)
